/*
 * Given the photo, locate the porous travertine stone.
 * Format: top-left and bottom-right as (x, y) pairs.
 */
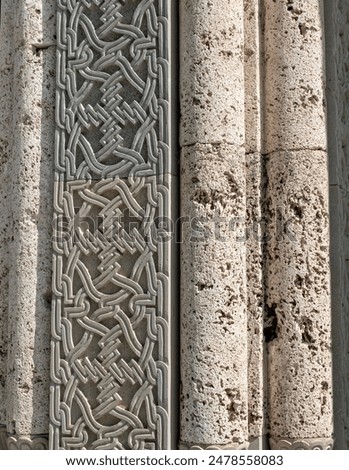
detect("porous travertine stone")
(0, 1), (15, 435)
(263, 0), (327, 154)
(244, 0), (266, 445)
(266, 150), (333, 445)
(244, 0), (262, 155)
(263, 0), (333, 449)
(180, 144), (248, 447)
(1, 0), (55, 444)
(179, 0), (248, 448)
(180, 0), (245, 147)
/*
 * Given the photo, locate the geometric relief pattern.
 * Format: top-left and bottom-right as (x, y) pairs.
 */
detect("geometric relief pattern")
(50, 0), (172, 450)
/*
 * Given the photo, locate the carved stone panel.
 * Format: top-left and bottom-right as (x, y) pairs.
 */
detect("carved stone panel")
(50, 0), (175, 450)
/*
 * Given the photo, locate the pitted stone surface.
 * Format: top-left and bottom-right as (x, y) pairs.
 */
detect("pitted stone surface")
(180, 143), (248, 445)
(246, 152), (266, 440)
(266, 150), (332, 439)
(263, 0), (327, 153)
(0, 0), (341, 451)
(180, 0), (248, 448)
(0, 1), (15, 429)
(244, 0), (262, 155)
(1, 0), (56, 437)
(180, 0), (245, 147)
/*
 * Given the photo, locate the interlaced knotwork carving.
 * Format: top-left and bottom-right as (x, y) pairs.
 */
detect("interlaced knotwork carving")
(51, 0), (172, 450)
(55, 0), (170, 180)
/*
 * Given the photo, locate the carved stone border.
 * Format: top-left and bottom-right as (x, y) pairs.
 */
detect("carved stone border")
(0, 430), (48, 450)
(179, 442), (249, 450)
(270, 437), (334, 450)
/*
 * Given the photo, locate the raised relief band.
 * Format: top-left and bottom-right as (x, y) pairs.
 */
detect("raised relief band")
(6, 435), (49, 451)
(50, 0), (175, 450)
(0, 428), (49, 450)
(270, 438), (334, 450)
(179, 442), (249, 450)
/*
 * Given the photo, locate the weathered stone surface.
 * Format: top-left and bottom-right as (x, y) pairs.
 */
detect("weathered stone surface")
(263, 0), (327, 154)
(0, 0), (15, 431)
(179, 0), (245, 147)
(244, 0), (262, 155)
(180, 143), (248, 446)
(179, 0), (248, 448)
(0, 0), (56, 438)
(262, 0), (333, 447)
(246, 152), (266, 442)
(266, 150), (333, 440)
(0, 0), (344, 451)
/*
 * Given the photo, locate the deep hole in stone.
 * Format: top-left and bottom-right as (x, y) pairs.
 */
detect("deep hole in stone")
(264, 303), (278, 342)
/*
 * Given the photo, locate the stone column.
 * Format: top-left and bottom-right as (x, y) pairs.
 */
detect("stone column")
(179, 0), (248, 449)
(0, 0), (56, 449)
(263, 0), (333, 449)
(0, 0), (15, 446)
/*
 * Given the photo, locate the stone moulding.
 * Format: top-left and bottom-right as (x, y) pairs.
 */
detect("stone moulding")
(0, 429), (49, 450)
(179, 442), (249, 450)
(7, 435), (49, 451)
(269, 437), (334, 450)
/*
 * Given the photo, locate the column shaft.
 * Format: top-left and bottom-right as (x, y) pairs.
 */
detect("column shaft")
(179, 0), (248, 448)
(0, 0), (15, 441)
(263, 0), (333, 449)
(3, 0), (55, 449)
